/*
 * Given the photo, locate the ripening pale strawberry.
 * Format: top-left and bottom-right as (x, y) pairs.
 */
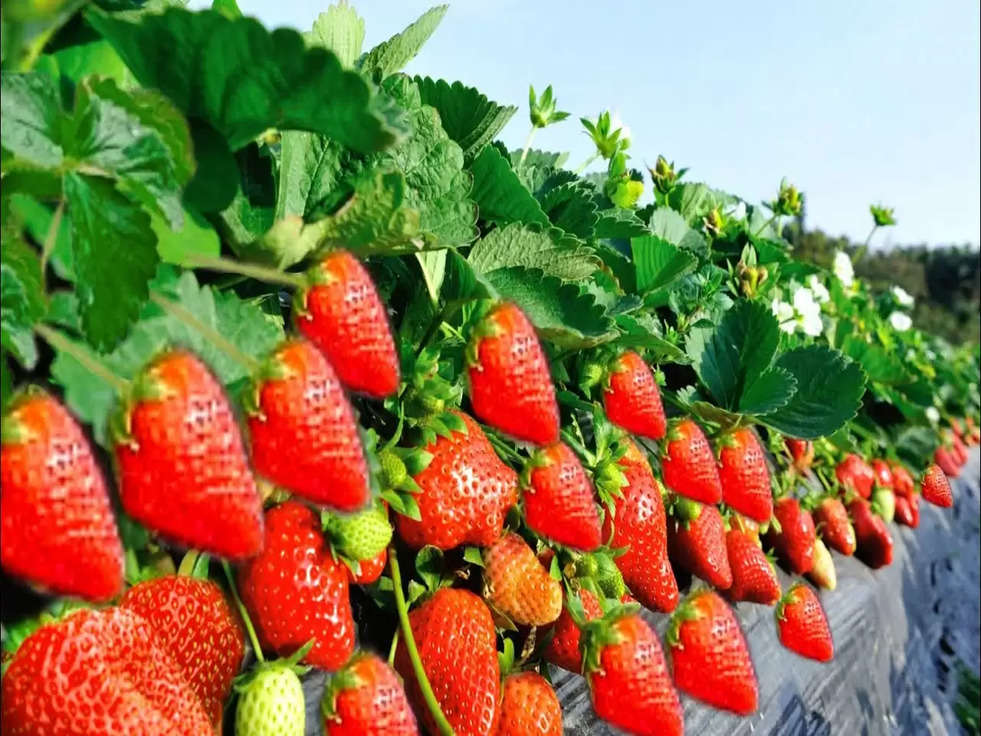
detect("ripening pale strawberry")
(667, 590), (758, 715)
(323, 653), (419, 736)
(661, 419), (723, 504)
(603, 439), (679, 612)
(238, 501), (355, 670)
(497, 671), (563, 736)
(295, 250), (400, 398)
(467, 302), (559, 445)
(786, 437), (814, 473)
(871, 487), (895, 523)
(934, 446), (959, 477)
(835, 453), (874, 499)
(483, 532), (562, 626)
(583, 610), (683, 736)
(543, 588), (603, 673)
(776, 583), (833, 662)
(396, 412), (518, 550)
(764, 497), (816, 575)
(890, 463), (915, 497)
(249, 339), (370, 511)
(394, 588), (501, 736)
(921, 463), (953, 507)
(1, 607), (213, 735)
(812, 497), (856, 556)
(894, 493), (920, 528)
(114, 350), (264, 559)
(524, 442), (602, 551)
(1, 390), (124, 601)
(121, 575), (245, 726)
(725, 526), (781, 605)
(667, 498), (732, 589)
(848, 498), (893, 569)
(235, 659), (306, 736)
(603, 351), (667, 440)
(806, 538), (837, 590)
(872, 459), (894, 489)
(718, 428), (773, 522)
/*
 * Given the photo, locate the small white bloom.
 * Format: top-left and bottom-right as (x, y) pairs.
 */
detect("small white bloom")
(807, 275), (831, 304)
(792, 286), (820, 317)
(800, 310), (824, 336)
(771, 298), (796, 332)
(926, 407), (940, 424)
(729, 201), (747, 221)
(891, 286), (914, 307)
(889, 311), (912, 332)
(609, 110), (631, 146)
(833, 251), (854, 287)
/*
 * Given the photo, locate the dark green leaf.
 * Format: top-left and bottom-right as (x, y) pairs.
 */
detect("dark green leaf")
(415, 77), (517, 161)
(469, 145), (548, 227)
(0, 237), (46, 368)
(359, 5), (447, 80)
(182, 121), (238, 213)
(738, 366), (796, 415)
(840, 335), (910, 385)
(274, 131), (346, 220)
(631, 235), (696, 293)
(539, 181), (599, 239)
(469, 222), (598, 281)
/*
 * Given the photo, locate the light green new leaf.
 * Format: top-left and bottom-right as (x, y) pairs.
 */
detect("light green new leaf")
(149, 206), (220, 265)
(415, 77), (517, 161)
(631, 235), (696, 293)
(468, 223), (599, 281)
(469, 145), (548, 227)
(416, 250), (447, 302)
(360, 5), (447, 80)
(308, 2), (365, 67)
(51, 39), (129, 84)
(0, 72), (63, 168)
(0, 237), (46, 369)
(649, 207), (708, 256)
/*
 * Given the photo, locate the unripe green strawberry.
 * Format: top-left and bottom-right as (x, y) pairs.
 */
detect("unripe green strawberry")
(377, 450), (408, 490)
(236, 662), (306, 736)
(325, 503), (393, 562)
(871, 488), (895, 523)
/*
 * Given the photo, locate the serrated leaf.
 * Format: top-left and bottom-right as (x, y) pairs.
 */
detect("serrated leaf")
(274, 131), (346, 220)
(631, 235), (697, 293)
(738, 366), (796, 415)
(0, 72), (63, 169)
(840, 335), (910, 385)
(415, 77), (517, 161)
(539, 182), (599, 239)
(360, 5), (447, 80)
(469, 223), (598, 281)
(1, 237), (46, 369)
(462, 546), (484, 567)
(594, 207), (650, 239)
(416, 250), (447, 302)
(308, 2), (365, 67)
(649, 207), (707, 256)
(441, 248), (496, 303)
(666, 182), (733, 225)
(469, 145), (548, 227)
(7, 194), (73, 280)
(612, 314), (687, 363)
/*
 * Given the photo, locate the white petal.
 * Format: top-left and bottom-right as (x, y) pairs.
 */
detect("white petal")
(889, 311), (912, 332)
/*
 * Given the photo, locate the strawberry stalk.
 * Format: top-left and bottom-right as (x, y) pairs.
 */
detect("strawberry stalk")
(34, 323), (130, 394)
(184, 253), (306, 289)
(149, 293), (260, 372)
(221, 561), (265, 664)
(387, 545), (455, 736)
(39, 198), (65, 290)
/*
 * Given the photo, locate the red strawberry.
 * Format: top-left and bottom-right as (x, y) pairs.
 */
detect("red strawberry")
(1, 607), (212, 735)
(467, 302), (559, 445)
(483, 532), (562, 626)
(396, 412), (518, 550)
(114, 350), (263, 559)
(524, 442), (601, 551)
(583, 610), (683, 736)
(894, 494), (920, 528)
(394, 588), (501, 736)
(776, 583), (833, 662)
(667, 590), (758, 715)
(835, 454), (874, 499)
(497, 671), (563, 736)
(872, 459), (894, 489)
(934, 446), (959, 477)
(848, 498), (893, 569)
(806, 538), (837, 590)
(764, 497), (816, 575)
(718, 428), (773, 522)
(295, 250), (400, 398)
(121, 575), (245, 726)
(890, 463), (915, 497)
(921, 463), (953, 507)
(323, 653), (419, 736)
(238, 501), (355, 670)
(812, 497), (856, 556)
(602, 351), (667, 440)
(725, 526), (781, 605)
(1, 390), (124, 601)
(543, 587), (603, 673)
(951, 431), (969, 466)
(786, 437), (814, 473)
(667, 499), (732, 589)
(661, 419), (723, 504)
(347, 547), (388, 585)
(603, 439), (679, 612)
(248, 339), (370, 511)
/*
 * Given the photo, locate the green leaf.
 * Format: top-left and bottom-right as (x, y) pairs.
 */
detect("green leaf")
(738, 367), (796, 415)
(51, 39), (129, 84)
(839, 335), (910, 385)
(0, 72), (64, 168)
(649, 207), (707, 256)
(469, 145), (548, 227)
(0, 237), (46, 369)
(149, 206), (220, 265)
(64, 173), (160, 351)
(416, 250), (447, 302)
(594, 207), (650, 239)
(469, 223), (598, 281)
(415, 77), (517, 161)
(483, 267), (615, 349)
(307, 2), (365, 67)
(274, 131), (347, 220)
(183, 121), (238, 213)
(612, 314), (688, 363)
(441, 248), (496, 303)
(8, 194), (73, 280)
(212, 0), (242, 19)
(359, 5), (447, 80)
(631, 235), (696, 293)
(760, 346), (867, 440)
(539, 182), (599, 239)
(666, 182), (733, 225)
(87, 7), (406, 153)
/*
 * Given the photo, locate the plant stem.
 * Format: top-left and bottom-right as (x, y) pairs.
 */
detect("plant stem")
(186, 254), (306, 289)
(222, 561), (265, 664)
(574, 152), (599, 175)
(752, 213), (777, 238)
(34, 324), (130, 394)
(387, 629), (400, 667)
(149, 292), (261, 373)
(387, 547), (454, 736)
(518, 127), (537, 166)
(854, 226), (878, 264)
(39, 199), (65, 289)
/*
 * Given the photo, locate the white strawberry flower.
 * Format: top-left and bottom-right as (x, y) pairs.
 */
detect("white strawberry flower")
(891, 286), (914, 307)
(889, 311), (912, 332)
(771, 298), (796, 333)
(833, 251), (854, 287)
(926, 406), (940, 424)
(807, 274), (831, 304)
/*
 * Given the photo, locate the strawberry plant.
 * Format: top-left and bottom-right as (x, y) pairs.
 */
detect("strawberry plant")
(1, 2), (979, 735)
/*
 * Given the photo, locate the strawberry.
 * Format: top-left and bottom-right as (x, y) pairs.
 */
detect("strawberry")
(249, 339), (370, 511)
(725, 525), (780, 605)
(466, 302), (559, 446)
(764, 497), (816, 575)
(603, 439), (679, 612)
(114, 350), (263, 559)
(1, 607), (212, 735)
(394, 588), (501, 736)
(602, 351), (667, 440)
(775, 583), (833, 662)
(871, 487), (895, 523)
(812, 497), (856, 556)
(324, 501), (393, 563)
(238, 501), (355, 670)
(295, 249), (400, 398)
(543, 587), (602, 673)
(890, 463), (915, 497)
(483, 532), (562, 626)
(872, 459), (894, 489)
(323, 653), (419, 736)
(786, 437), (814, 473)
(717, 427), (773, 522)
(346, 548), (388, 585)
(667, 498), (732, 589)
(121, 575), (245, 726)
(395, 412), (518, 550)
(921, 463), (953, 507)
(894, 493), (920, 528)
(235, 655), (307, 736)
(1, 390), (124, 601)
(806, 538), (837, 590)
(661, 418), (723, 504)
(934, 445), (959, 477)
(583, 609), (683, 736)
(667, 590), (758, 715)
(496, 671), (563, 736)
(523, 442), (601, 551)
(835, 453), (874, 499)
(952, 431), (969, 466)
(848, 498), (893, 569)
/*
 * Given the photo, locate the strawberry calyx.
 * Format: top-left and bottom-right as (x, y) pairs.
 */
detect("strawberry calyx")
(176, 549), (212, 579)
(463, 301), (506, 369)
(774, 582), (806, 622)
(107, 349), (181, 448)
(667, 494), (702, 527)
(242, 342), (295, 417)
(578, 600), (641, 675)
(320, 650), (369, 721)
(0, 385), (54, 445)
(1, 599), (92, 663)
(234, 640), (314, 694)
(399, 345), (464, 426)
(665, 589), (709, 647)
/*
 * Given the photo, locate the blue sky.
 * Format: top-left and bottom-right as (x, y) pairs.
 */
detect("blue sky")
(207, 0), (980, 247)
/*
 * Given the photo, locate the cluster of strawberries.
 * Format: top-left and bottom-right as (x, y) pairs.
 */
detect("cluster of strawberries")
(0, 247), (970, 736)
